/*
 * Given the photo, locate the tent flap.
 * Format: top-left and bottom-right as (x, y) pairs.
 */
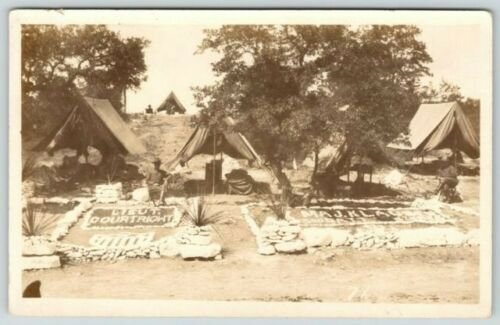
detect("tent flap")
(167, 118), (262, 168)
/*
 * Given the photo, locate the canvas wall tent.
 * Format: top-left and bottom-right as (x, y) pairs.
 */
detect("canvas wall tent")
(167, 117), (262, 168)
(156, 91), (187, 114)
(34, 96), (146, 156)
(322, 140), (350, 174)
(387, 102), (479, 159)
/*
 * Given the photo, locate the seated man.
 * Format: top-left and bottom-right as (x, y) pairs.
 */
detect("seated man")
(144, 158), (170, 204)
(437, 155), (459, 191)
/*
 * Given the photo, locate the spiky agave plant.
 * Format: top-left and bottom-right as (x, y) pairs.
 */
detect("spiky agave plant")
(181, 197), (224, 227)
(22, 203), (60, 237)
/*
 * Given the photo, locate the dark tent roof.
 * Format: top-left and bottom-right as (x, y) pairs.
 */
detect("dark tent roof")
(387, 102), (479, 159)
(320, 140), (375, 175)
(34, 96), (146, 156)
(157, 91), (187, 114)
(322, 140), (350, 174)
(167, 117), (262, 168)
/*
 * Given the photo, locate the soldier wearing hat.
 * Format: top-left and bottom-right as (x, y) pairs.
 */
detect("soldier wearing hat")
(144, 158), (170, 204)
(436, 154), (459, 197)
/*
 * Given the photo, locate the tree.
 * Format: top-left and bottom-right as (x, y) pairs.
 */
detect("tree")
(318, 25), (432, 159)
(22, 25), (149, 136)
(195, 25), (432, 184)
(419, 79), (464, 103)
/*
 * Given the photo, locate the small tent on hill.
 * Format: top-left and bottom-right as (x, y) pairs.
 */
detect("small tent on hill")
(167, 117), (262, 168)
(156, 91), (187, 115)
(387, 101), (479, 159)
(34, 96), (146, 156)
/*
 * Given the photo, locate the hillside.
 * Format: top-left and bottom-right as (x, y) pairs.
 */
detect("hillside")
(128, 114), (275, 184)
(128, 114), (194, 167)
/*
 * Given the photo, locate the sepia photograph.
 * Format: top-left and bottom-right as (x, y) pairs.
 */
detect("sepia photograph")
(8, 10), (492, 317)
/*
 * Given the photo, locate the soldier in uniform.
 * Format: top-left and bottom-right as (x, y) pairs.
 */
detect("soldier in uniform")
(144, 158), (170, 205)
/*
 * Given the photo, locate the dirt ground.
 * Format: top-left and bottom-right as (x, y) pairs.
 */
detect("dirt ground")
(22, 192), (480, 303)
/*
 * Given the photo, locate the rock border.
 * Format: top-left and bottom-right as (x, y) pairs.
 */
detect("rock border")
(57, 225), (224, 263)
(242, 203), (479, 254)
(23, 197), (94, 270)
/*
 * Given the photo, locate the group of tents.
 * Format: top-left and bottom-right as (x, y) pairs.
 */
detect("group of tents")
(33, 94), (480, 191)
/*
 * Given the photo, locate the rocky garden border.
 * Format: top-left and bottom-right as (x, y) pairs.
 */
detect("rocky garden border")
(242, 200), (480, 256)
(24, 196), (224, 266)
(57, 225), (223, 264)
(23, 197), (94, 270)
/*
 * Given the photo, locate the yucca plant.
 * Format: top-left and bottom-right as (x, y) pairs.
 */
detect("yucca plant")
(181, 197), (224, 227)
(22, 203), (60, 237)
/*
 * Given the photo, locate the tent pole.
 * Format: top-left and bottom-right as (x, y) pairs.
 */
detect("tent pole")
(453, 125), (458, 169)
(212, 130), (216, 196)
(123, 87), (127, 114)
(452, 110), (458, 169)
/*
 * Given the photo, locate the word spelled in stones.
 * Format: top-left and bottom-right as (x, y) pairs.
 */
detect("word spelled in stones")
(290, 207), (451, 228)
(89, 232), (155, 249)
(83, 206), (180, 229)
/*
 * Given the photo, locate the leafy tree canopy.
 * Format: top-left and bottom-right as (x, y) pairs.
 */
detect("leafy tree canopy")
(194, 25), (432, 179)
(22, 25), (149, 136)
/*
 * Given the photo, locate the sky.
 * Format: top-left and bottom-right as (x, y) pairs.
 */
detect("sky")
(109, 24), (486, 114)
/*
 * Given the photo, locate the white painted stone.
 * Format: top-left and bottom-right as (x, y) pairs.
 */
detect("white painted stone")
(260, 225), (279, 235)
(396, 227), (467, 248)
(95, 183), (122, 203)
(330, 229), (352, 247)
(281, 234), (299, 241)
(275, 240), (306, 253)
(185, 234), (212, 246)
(23, 240), (57, 256)
(258, 245), (276, 255)
(465, 229), (480, 246)
(301, 228), (332, 247)
(179, 243), (222, 259)
(132, 187), (150, 202)
(22, 255), (61, 270)
(279, 225), (301, 235)
(126, 251), (137, 258)
(159, 241), (180, 257)
(262, 217), (278, 226)
(149, 251), (161, 259)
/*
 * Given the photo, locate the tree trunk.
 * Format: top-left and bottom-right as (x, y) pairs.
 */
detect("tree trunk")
(269, 160), (291, 190)
(310, 147), (320, 184)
